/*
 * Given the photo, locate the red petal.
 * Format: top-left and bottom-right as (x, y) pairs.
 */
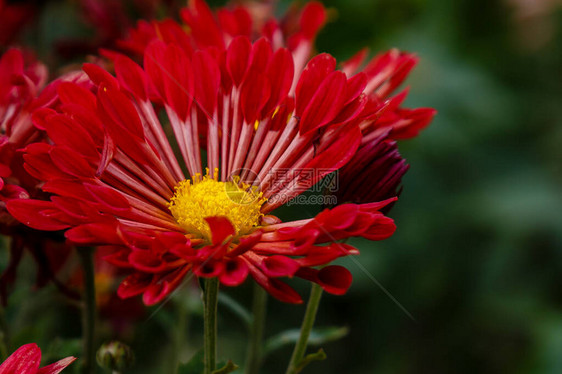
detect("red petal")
(102, 248), (132, 268)
(180, 0), (224, 49)
(82, 63), (118, 90)
(57, 82), (97, 112)
(264, 278), (302, 304)
(192, 50), (220, 115)
(245, 260), (302, 303)
(117, 273), (153, 299)
(261, 255), (300, 278)
(97, 85), (151, 165)
(128, 250), (165, 273)
(97, 83), (144, 138)
(143, 266), (190, 305)
(342, 48), (369, 75)
(240, 72), (270, 124)
(248, 38), (272, 74)
(36, 357), (76, 374)
(317, 266), (352, 295)
(299, 1), (327, 39)
(142, 282), (170, 305)
(228, 230), (262, 257)
(43, 114), (98, 158)
(324, 204), (359, 230)
(218, 6), (252, 38)
(295, 53), (336, 117)
(299, 71), (347, 134)
(114, 55), (149, 102)
(6, 199), (71, 231)
(65, 223), (124, 245)
(162, 44), (194, 121)
(226, 36), (251, 87)
(362, 216), (396, 241)
(219, 258), (249, 286)
(303, 124), (361, 177)
(263, 48), (294, 114)
(297, 265), (353, 295)
(85, 184), (130, 213)
(344, 73), (367, 105)
(31, 107), (56, 130)
(205, 216), (235, 245)
(0, 343), (41, 373)
(193, 260), (225, 278)
(49, 146), (95, 178)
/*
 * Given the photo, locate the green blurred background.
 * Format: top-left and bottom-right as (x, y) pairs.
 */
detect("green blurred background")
(2, 0), (562, 373)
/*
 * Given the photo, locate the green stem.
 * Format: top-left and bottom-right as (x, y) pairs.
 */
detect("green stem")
(285, 284), (323, 374)
(204, 278), (220, 374)
(173, 294), (189, 374)
(0, 307), (7, 361)
(78, 247), (96, 374)
(245, 284), (267, 374)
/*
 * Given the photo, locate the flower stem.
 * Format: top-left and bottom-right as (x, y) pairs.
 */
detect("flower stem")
(245, 284), (267, 374)
(203, 277), (220, 374)
(285, 284), (323, 374)
(0, 305), (8, 361)
(173, 295), (189, 374)
(78, 247), (96, 374)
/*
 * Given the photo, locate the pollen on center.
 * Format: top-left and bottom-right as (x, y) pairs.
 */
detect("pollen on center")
(168, 168), (266, 239)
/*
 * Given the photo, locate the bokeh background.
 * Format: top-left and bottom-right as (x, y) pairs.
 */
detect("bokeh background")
(1, 0), (562, 373)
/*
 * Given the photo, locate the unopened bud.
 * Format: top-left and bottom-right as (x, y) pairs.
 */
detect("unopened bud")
(96, 341), (134, 371)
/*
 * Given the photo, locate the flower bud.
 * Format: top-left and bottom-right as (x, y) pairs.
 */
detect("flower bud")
(96, 341), (134, 371)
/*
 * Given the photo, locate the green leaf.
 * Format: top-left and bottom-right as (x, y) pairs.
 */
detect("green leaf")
(264, 326), (349, 356)
(178, 350), (204, 374)
(218, 293), (252, 328)
(212, 360), (239, 374)
(295, 349), (327, 373)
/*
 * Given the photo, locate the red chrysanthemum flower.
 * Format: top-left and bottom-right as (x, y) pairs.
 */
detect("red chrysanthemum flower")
(7, 1), (434, 305)
(0, 48), (92, 304)
(0, 343), (75, 374)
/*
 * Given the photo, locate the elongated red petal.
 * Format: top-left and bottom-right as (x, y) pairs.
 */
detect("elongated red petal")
(220, 258), (249, 286)
(261, 255), (300, 278)
(226, 36), (251, 86)
(0, 343), (41, 374)
(6, 200), (70, 231)
(65, 223), (124, 245)
(36, 357), (76, 374)
(205, 216), (235, 245)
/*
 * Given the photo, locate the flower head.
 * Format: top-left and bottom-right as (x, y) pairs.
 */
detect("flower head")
(0, 48), (92, 304)
(0, 343), (75, 374)
(8, 0), (434, 305)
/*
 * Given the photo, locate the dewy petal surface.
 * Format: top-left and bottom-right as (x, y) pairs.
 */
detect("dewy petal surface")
(0, 343), (75, 374)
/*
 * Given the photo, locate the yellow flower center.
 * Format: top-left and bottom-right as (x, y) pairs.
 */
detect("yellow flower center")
(168, 169), (266, 240)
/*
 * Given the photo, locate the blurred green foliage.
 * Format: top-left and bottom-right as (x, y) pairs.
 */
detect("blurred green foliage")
(1, 0), (562, 373)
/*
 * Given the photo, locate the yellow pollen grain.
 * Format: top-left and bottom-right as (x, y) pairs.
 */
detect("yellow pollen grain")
(272, 106), (280, 119)
(168, 168), (266, 239)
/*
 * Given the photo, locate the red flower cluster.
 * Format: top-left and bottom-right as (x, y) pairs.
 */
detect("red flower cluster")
(7, 0), (435, 305)
(0, 49), (94, 304)
(0, 48), (48, 220)
(0, 343), (75, 374)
